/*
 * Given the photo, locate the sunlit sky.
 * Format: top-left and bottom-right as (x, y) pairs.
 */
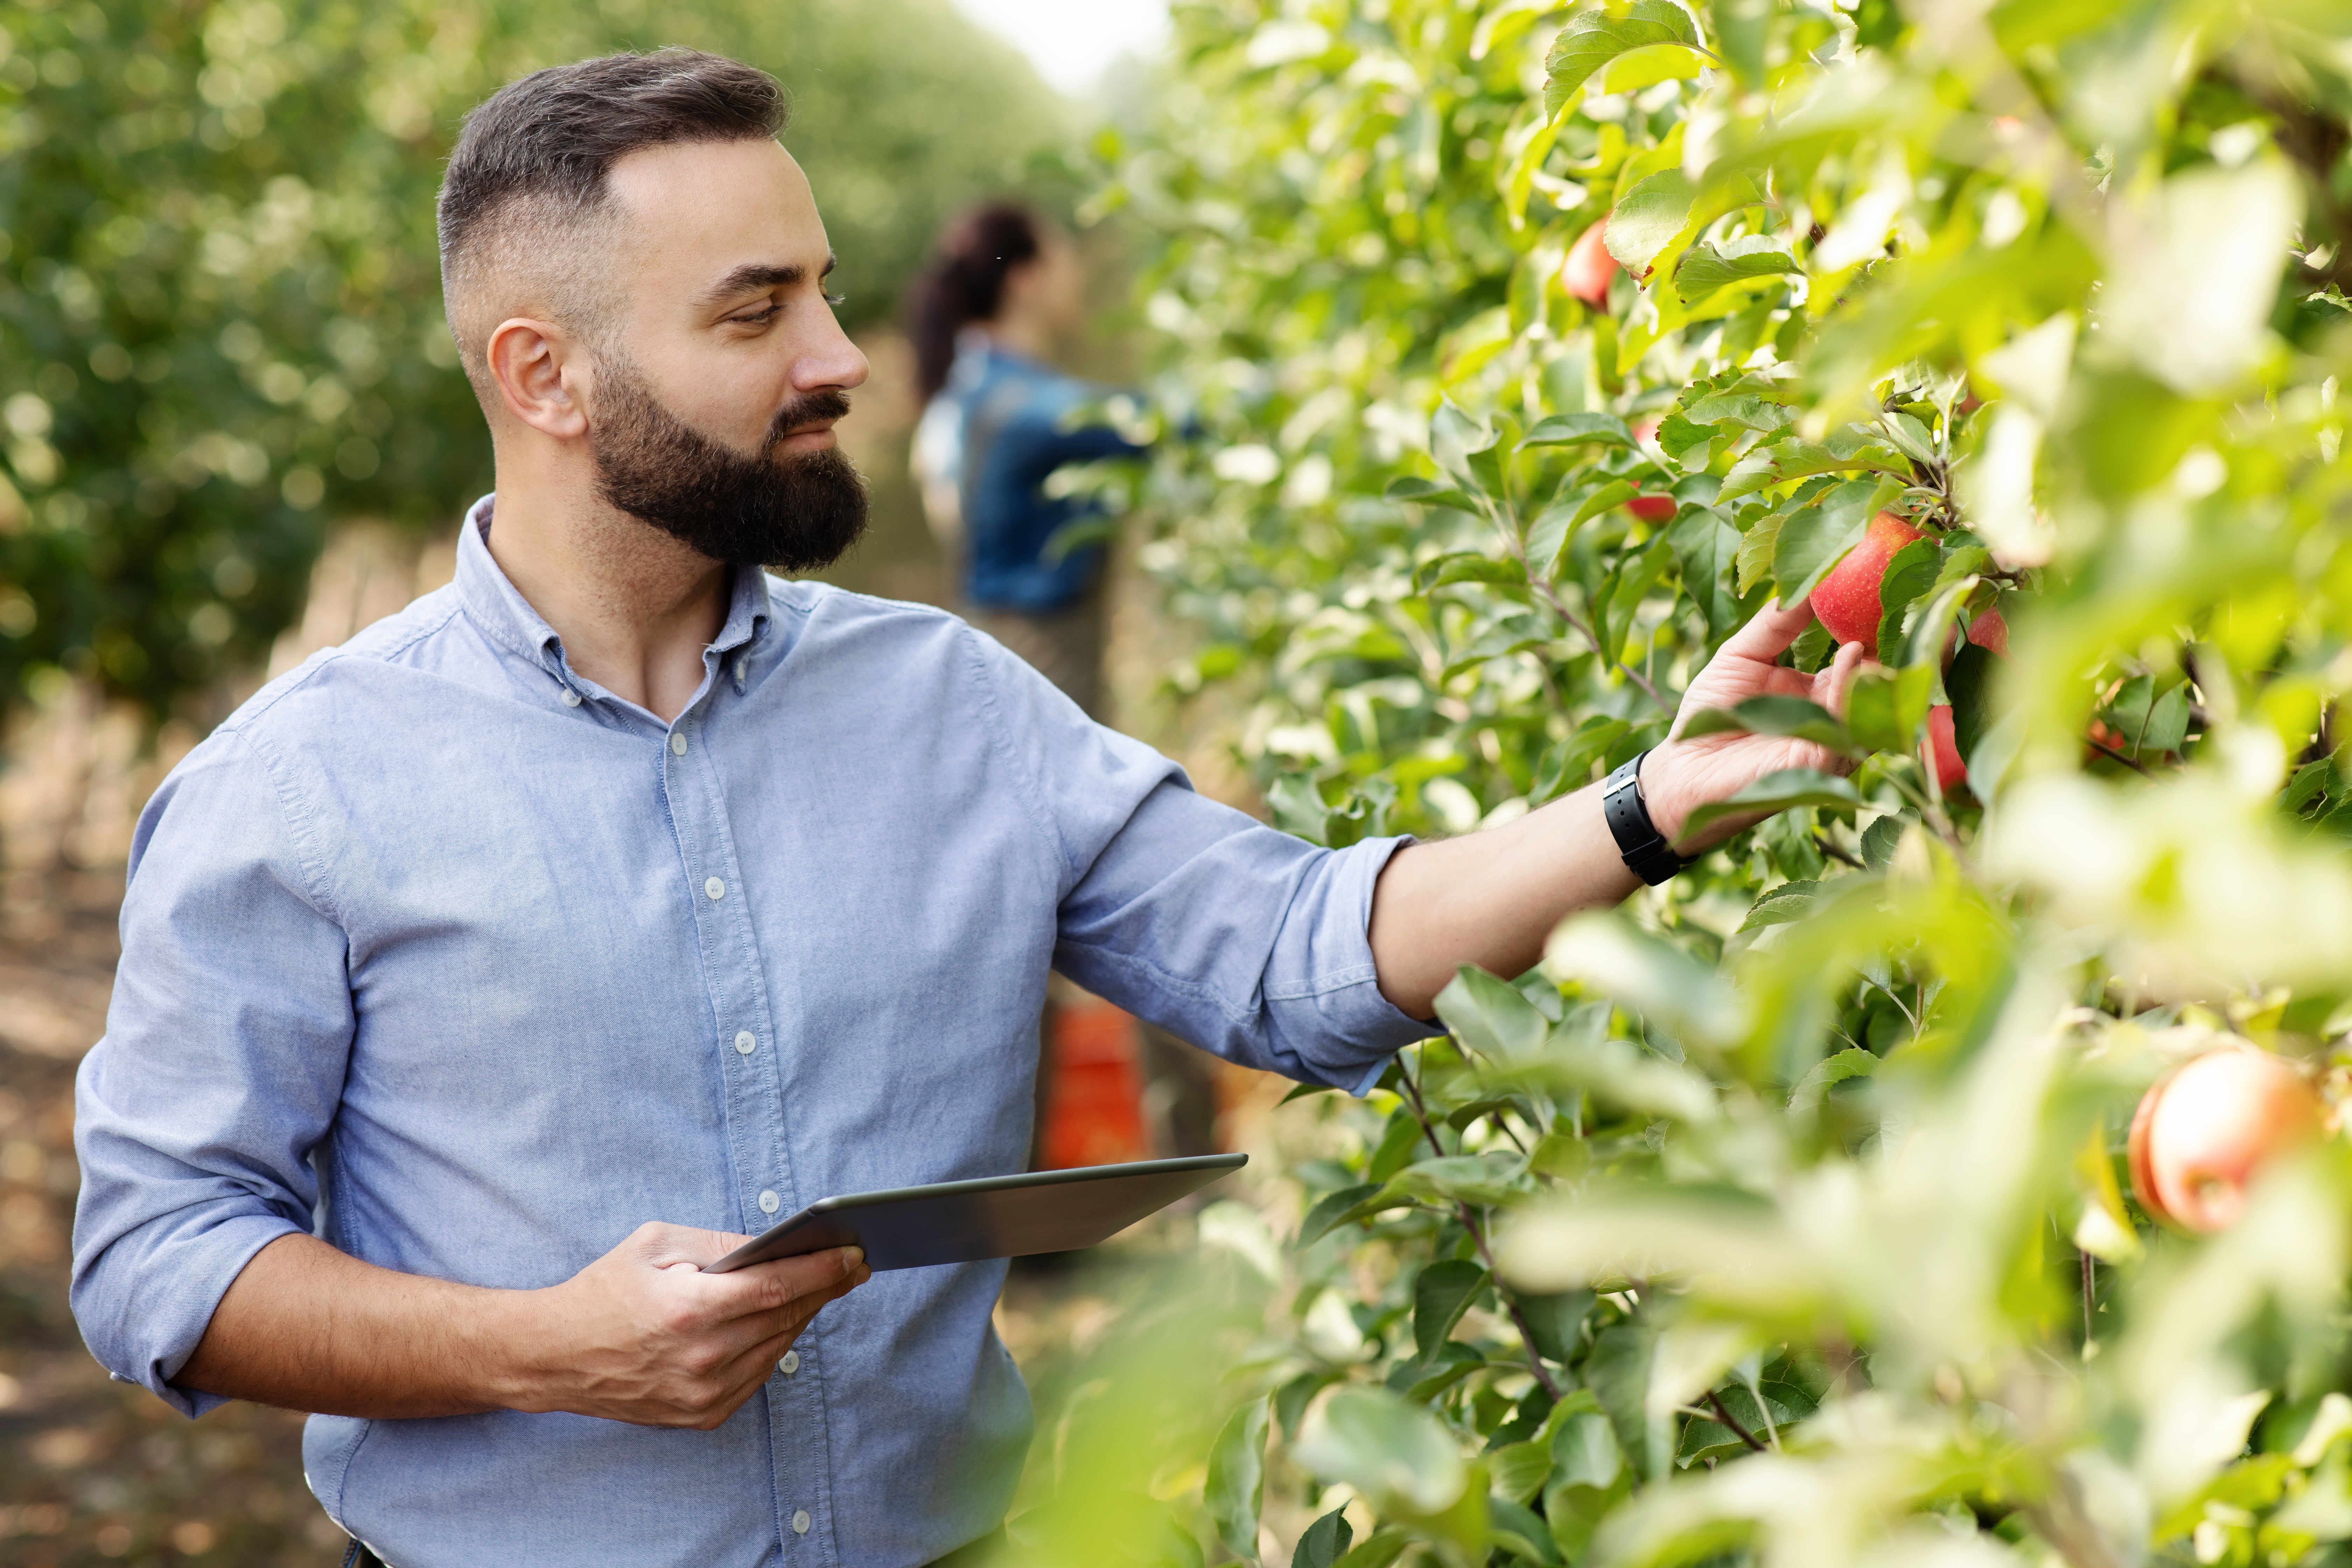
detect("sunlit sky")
(949, 0), (1171, 97)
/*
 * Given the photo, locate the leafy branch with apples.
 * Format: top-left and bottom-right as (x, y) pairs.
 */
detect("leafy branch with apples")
(1012, 0), (2352, 1563)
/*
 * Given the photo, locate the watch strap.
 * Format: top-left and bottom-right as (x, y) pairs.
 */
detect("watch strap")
(1602, 750), (1684, 886)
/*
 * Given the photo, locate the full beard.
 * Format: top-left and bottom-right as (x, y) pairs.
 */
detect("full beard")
(588, 360), (870, 572)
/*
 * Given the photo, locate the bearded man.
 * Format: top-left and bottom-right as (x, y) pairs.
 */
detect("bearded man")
(71, 49), (1860, 1568)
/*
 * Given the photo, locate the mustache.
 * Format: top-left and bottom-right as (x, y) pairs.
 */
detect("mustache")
(762, 389), (853, 453)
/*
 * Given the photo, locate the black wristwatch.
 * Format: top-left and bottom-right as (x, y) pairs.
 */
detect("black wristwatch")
(1602, 749), (1685, 886)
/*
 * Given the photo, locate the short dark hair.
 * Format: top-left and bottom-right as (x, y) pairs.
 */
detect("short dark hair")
(437, 49), (786, 387)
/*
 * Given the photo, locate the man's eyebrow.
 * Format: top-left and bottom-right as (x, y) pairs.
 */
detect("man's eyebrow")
(700, 253), (839, 309)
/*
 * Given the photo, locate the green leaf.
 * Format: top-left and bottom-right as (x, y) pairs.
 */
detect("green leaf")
(1386, 474), (1480, 511)
(1268, 775), (1331, 844)
(1516, 1289), (1595, 1363)
(1295, 1388), (1471, 1516)
(1290, 1509), (1355, 1568)
(1437, 966), (1552, 1059)
(1367, 1105), (1429, 1183)
(1599, 533), (1675, 664)
(1543, 1), (1703, 117)
(1489, 1438), (1553, 1506)
(1734, 510), (1786, 595)
(1489, 1496), (1565, 1565)
(1946, 640), (1996, 763)
(1677, 390), (1795, 434)
(1417, 552), (1527, 591)
(1521, 411), (1637, 450)
(1897, 575), (1979, 670)
(1298, 1182), (1386, 1247)
(1676, 695), (1854, 751)
(1414, 1258), (1490, 1359)
(1394, 1153), (1530, 1206)
(1673, 237), (1798, 304)
(1604, 170), (1696, 279)
(1680, 768), (1865, 836)
(1668, 505), (1746, 640)
(1330, 1528), (1412, 1568)
(1207, 1396), (1270, 1564)
(1860, 814), (1905, 869)
(1872, 536), (1943, 664)
(2143, 680), (2193, 754)
(1738, 878), (1825, 932)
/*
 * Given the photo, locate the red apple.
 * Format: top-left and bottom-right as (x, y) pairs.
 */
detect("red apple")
(1807, 511), (1924, 649)
(2128, 1046), (2324, 1233)
(1624, 417), (1675, 519)
(1563, 218), (1618, 308)
(1966, 608), (2008, 658)
(1923, 704), (1966, 793)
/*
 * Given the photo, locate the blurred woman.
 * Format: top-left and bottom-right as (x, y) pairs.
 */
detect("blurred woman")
(908, 202), (1143, 720)
(908, 203), (1218, 1167)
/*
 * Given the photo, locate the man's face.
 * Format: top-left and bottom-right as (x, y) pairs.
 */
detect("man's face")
(587, 138), (872, 570)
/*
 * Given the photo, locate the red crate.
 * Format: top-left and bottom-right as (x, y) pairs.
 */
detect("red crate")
(1038, 997), (1147, 1169)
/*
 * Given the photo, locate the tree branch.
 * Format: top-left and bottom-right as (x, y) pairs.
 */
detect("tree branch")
(1398, 1057), (1562, 1399)
(1703, 1390), (1770, 1454)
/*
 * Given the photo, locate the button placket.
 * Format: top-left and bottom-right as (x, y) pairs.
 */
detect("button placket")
(656, 696), (839, 1562)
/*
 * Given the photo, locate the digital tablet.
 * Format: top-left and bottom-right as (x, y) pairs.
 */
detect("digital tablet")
(701, 1153), (1249, 1274)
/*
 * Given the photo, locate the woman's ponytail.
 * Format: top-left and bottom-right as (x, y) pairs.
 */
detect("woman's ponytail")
(906, 202), (1044, 403)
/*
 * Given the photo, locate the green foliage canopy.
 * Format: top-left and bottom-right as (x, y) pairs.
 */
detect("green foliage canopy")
(1018, 0), (2352, 1563)
(0, 0), (1066, 717)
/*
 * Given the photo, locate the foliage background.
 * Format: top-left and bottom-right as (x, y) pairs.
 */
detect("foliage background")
(0, 0), (1073, 720)
(994, 0), (2352, 1564)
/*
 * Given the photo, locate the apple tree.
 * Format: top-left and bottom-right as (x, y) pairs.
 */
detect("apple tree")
(1016, 0), (2352, 1562)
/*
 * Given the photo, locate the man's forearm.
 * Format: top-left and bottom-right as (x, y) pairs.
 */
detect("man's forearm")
(178, 1232), (537, 1418)
(1368, 776), (1640, 1020)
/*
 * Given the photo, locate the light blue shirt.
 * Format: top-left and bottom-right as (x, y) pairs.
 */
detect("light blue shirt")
(70, 498), (1432, 1568)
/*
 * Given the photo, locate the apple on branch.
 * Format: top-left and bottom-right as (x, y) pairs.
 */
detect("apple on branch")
(1626, 415), (1674, 521)
(2128, 1045), (2326, 1233)
(1562, 215), (1617, 308)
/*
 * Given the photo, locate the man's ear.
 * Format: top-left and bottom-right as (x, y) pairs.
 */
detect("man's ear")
(486, 317), (591, 440)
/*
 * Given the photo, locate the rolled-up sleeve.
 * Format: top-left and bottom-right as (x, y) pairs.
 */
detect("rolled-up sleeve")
(72, 723), (353, 1417)
(969, 630), (1441, 1090)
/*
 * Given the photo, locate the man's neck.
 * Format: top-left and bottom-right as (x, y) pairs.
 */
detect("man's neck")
(482, 485), (731, 725)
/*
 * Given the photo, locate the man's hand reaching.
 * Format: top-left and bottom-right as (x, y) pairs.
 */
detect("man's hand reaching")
(1639, 597), (1864, 854)
(1367, 596), (1862, 1018)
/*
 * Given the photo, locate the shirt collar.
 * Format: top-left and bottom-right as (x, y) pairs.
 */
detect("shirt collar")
(453, 495), (773, 683)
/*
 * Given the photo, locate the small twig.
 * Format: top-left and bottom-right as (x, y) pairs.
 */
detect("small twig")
(1703, 1390), (1770, 1454)
(2083, 736), (2153, 777)
(1813, 831), (1866, 870)
(1399, 1056), (1562, 1398)
(1528, 575), (1674, 713)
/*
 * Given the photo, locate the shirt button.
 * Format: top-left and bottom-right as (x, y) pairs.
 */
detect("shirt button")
(791, 1510), (811, 1535)
(560, 688), (581, 708)
(779, 1350), (799, 1376)
(669, 732), (687, 755)
(735, 1030), (757, 1056)
(705, 877), (725, 901)
(759, 1190), (781, 1214)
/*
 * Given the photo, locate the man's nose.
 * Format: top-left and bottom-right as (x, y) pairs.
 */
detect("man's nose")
(796, 322), (869, 393)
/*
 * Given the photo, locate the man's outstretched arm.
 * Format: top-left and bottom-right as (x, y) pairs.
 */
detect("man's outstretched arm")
(1368, 598), (1862, 1018)
(177, 1226), (867, 1427)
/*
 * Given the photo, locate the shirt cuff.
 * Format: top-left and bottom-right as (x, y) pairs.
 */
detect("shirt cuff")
(1307, 833), (1446, 1095)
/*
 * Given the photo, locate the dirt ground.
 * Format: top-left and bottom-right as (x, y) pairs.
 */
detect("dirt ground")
(0, 867), (353, 1565)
